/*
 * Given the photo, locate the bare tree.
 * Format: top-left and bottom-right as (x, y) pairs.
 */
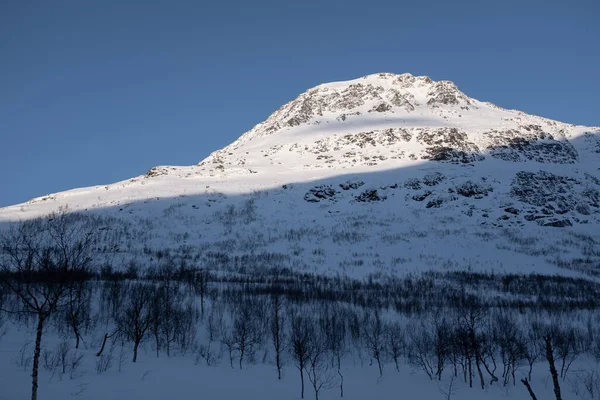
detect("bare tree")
(305, 328), (336, 400)
(196, 304), (222, 366)
(319, 306), (347, 397)
(290, 313), (312, 399)
(521, 378), (538, 400)
(117, 283), (153, 362)
(362, 311), (385, 377)
(459, 304), (487, 389)
(385, 322), (404, 372)
(65, 279), (92, 349)
(542, 328), (563, 400)
(270, 295), (285, 379)
(231, 303), (262, 369)
(0, 212), (95, 400)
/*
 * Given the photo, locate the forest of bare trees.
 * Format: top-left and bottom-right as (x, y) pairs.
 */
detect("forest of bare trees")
(2, 213), (600, 400)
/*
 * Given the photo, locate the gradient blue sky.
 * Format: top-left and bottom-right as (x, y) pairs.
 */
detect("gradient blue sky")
(1, 0), (599, 207)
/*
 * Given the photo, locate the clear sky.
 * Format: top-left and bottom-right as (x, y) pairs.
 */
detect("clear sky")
(1, 0), (599, 207)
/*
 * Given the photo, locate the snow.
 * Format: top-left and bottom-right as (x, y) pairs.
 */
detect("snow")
(1, 72), (600, 400)
(0, 72), (599, 281)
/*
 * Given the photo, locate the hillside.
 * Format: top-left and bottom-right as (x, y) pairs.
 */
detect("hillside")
(1, 72), (599, 279)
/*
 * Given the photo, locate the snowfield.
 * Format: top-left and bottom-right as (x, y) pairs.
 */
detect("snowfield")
(1, 73), (598, 281)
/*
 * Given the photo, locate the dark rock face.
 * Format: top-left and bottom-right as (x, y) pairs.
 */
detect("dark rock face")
(540, 219), (573, 228)
(339, 181), (365, 190)
(304, 186), (337, 202)
(426, 198), (444, 208)
(455, 181), (493, 198)
(510, 171), (579, 213)
(417, 128), (484, 164)
(422, 172), (445, 186)
(370, 102), (393, 113)
(412, 191), (432, 201)
(337, 128), (412, 149)
(426, 81), (471, 107)
(404, 179), (422, 190)
(355, 189), (387, 202)
(486, 125), (578, 164)
(145, 167), (169, 178)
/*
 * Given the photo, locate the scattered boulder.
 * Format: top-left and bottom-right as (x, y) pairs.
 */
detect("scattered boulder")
(339, 181), (365, 190)
(425, 198), (444, 208)
(304, 186), (337, 203)
(355, 189), (387, 202)
(455, 181), (493, 198)
(404, 178), (422, 190)
(422, 172), (445, 186)
(412, 191), (432, 202)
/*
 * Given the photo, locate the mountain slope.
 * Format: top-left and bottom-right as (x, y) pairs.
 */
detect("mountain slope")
(1, 73), (599, 279)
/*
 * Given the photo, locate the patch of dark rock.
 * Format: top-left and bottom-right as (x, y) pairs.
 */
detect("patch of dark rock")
(404, 178), (421, 190)
(370, 102), (392, 113)
(339, 181), (365, 190)
(422, 172), (445, 186)
(355, 189), (387, 202)
(583, 188), (600, 208)
(455, 181), (493, 198)
(510, 171), (584, 213)
(524, 214), (547, 222)
(412, 191), (432, 202)
(304, 185), (337, 203)
(540, 219), (572, 228)
(504, 207), (519, 215)
(426, 198), (444, 208)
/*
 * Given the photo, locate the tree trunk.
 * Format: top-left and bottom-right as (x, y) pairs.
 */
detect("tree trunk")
(338, 369), (344, 398)
(155, 333), (160, 358)
(96, 333), (109, 357)
(31, 315), (45, 400)
(133, 340), (139, 363)
(544, 337), (562, 400)
(299, 362), (305, 399)
(521, 378), (538, 400)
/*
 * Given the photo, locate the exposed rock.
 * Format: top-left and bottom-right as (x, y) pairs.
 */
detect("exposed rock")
(422, 172), (445, 186)
(455, 181), (493, 198)
(540, 219), (573, 228)
(412, 191), (432, 201)
(427, 81), (471, 107)
(510, 171), (581, 214)
(417, 128), (484, 163)
(339, 181), (365, 190)
(426, 198), (444, 208)
(304, 186), (337, 203)
(355, 189), (387, 202)
(404, 179), (422, 190)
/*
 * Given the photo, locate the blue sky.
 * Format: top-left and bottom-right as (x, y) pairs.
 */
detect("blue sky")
(1, 0), (598, 207)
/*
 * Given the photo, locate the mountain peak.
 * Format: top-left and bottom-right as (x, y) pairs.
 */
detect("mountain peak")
(213, 72), (473, 153)
(198, 72), (588, 177)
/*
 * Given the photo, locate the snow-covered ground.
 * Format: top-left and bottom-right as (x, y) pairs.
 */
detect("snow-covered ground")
(2, 73), (599, 281)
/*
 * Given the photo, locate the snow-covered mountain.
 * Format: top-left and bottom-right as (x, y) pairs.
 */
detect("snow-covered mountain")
(2, 72), (599, 279)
